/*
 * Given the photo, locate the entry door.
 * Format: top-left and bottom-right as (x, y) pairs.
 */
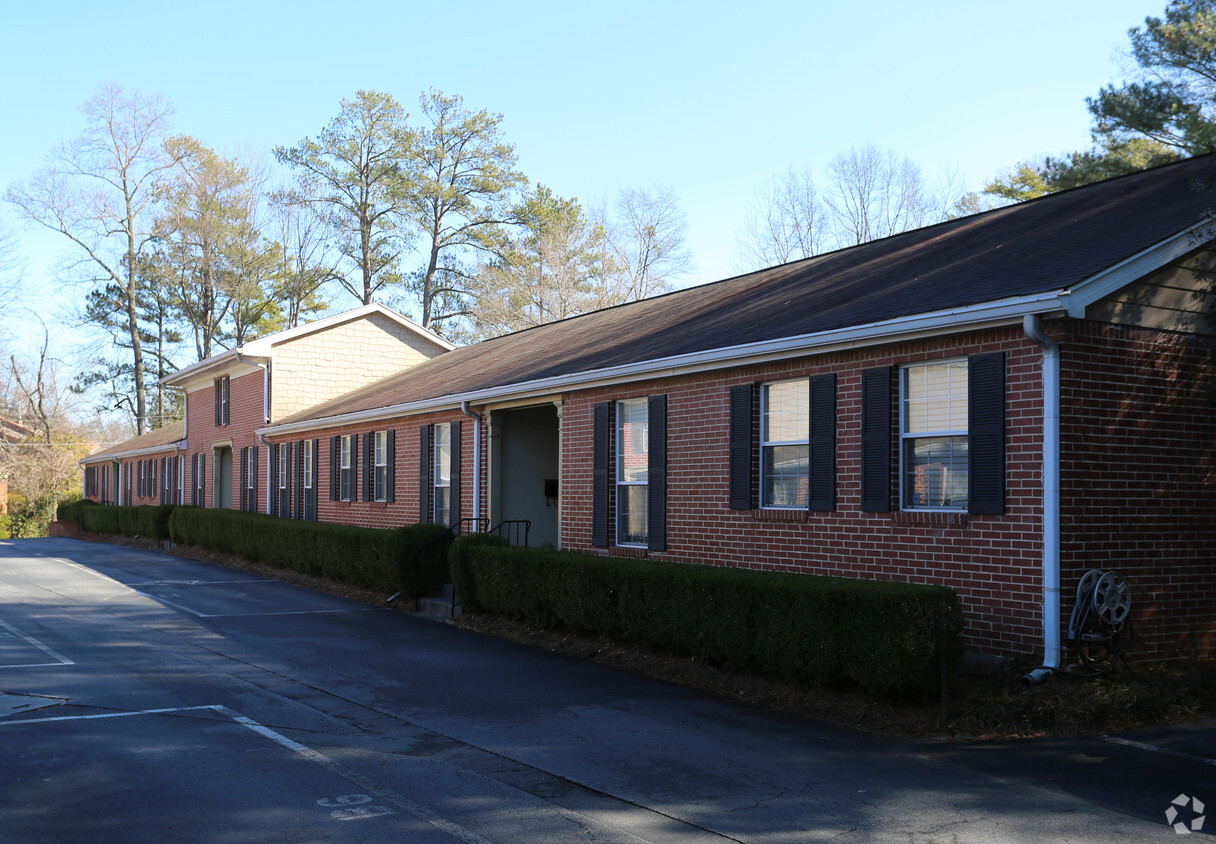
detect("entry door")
(214, 447), (233, 509)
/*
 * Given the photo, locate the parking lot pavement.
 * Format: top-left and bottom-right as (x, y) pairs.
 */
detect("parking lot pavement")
(0, 537), (1201, 842)
(917, 720), (1216, 836)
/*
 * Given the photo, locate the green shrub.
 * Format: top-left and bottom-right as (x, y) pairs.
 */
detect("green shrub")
(9, 498), (61, 538)
(450, 540), (963, 701)
(77, 504), (174, 540)
(168, 508), (450, 594)
(55, 494), (87, 524)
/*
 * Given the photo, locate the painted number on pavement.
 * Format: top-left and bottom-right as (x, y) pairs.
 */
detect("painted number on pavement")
(317, 794), (396, 822)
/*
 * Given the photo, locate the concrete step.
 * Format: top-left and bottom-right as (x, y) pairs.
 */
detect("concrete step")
(415, 584), (461, 621)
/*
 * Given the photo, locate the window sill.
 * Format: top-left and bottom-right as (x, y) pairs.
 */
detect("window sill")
(892, 510), (969, 527)
(609, 545), (649, 558)
(753, 508), (808, 522)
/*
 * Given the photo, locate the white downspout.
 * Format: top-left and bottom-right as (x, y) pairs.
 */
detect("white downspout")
(1022, 314), (1061, 685)
(461, 401), (483, 525)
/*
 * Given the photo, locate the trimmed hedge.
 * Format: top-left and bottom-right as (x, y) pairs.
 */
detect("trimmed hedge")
(66, 503), (175, 541)
(56, 498), (94, 525)
(451, 538), (963, 700)
(168, 507), (451, 595)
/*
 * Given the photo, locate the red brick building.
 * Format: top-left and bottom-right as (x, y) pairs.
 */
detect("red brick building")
(83, 157), (1216, 664)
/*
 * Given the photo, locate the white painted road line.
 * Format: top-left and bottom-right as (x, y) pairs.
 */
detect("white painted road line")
(128, 589), (380, 619)
(0, 704), (493, 843)
(0, 618), (74, 668)
(1101, 734), (1216, 767)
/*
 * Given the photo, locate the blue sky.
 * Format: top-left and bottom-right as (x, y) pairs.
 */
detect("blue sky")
(0, 0), (1160, 366)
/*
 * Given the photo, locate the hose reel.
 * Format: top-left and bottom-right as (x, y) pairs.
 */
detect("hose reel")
(1067, 569), (1131, 671)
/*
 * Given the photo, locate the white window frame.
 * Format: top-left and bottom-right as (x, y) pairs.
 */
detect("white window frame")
(615, 398), (649, 547)
(899, 359), (969, 511)
(303, 440), (314, 491)
(339, 435), (354, 502)
(216, 376), (230, 426)
(194, 454), (205, 505)
(373, 430), (389, 502)
(244, 449), (256, 505)
(433, 423), (451, 524)
(278, 444), (288, 491)
(759, 378), (810, 509)
(302, 440), (315, 520)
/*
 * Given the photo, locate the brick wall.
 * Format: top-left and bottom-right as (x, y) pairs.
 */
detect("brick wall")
(560, 320), (1216, 660)
(266, 409), (478, 531)
(1059, 321), (1216, 660)
(560, 326), (1045, 657)
(183, 370), (268, 511)
(158, 315), (1216, 662)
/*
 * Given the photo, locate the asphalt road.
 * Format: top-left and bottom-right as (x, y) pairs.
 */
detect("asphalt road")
(0, 537), (1208, 842)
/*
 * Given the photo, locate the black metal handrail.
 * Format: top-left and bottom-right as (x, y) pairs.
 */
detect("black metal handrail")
(446, 519), (531, 617)
(394, 518), (533, 612)
(490, 519), (531, 547)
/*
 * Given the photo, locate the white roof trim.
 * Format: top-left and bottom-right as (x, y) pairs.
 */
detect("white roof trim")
(1060, 220), (1216, 318)
(80, 438), (187, 465)
(159, 304), (454, 388)
(259, 290), (1067, 438)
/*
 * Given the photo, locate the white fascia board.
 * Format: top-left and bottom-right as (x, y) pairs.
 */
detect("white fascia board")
(80, 438), (187, 466)
(159, 305), (454, 391)
(1060, 221), (1216, 318)
(165, 355), (269, 393)
(258, 290), (1066, 439)
(244, 302), (456, 353)
(158, 349), (272, 391)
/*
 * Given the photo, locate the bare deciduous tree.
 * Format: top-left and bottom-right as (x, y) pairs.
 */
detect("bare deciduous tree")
(6, 83), (179, 435)
(606, 185), (693, 299)
(825, 145), (934, 246)
(0, 327), (86, 518)
(736, 147), (968, 273)
(735, 167), (825, 272)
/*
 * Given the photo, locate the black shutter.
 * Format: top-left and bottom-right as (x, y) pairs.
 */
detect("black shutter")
(419, 426), (432, 523)
(239, 448), (248, 511)
(592, 402), (611, 547)
(215, 380), (221, 425)
(160, 458), (166, 505)
(809, 374), (836, 512)
(450, 421), (461, 523)
(364, 433), (374, 502)
(296, 440), (305, 519)
(968, 352), (1006, 515)
(647, 395), (667, 552)
(269, 444), (278, 516)
(728, 385), (754, 510)
(861, 367), (892, 513)
(311, 440), (320, 520)
(284, 442), (294, 515)
(330, 437), (339, 501)
(386, 430), (396, 503)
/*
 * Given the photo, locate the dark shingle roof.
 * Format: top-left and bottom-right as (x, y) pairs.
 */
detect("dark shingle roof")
(84, 420), (185, 462)
(279, 155), (1216, 427)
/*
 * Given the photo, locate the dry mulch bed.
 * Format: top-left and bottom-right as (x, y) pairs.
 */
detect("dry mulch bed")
(84, 533), (1216, 741)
